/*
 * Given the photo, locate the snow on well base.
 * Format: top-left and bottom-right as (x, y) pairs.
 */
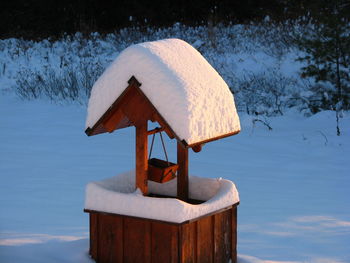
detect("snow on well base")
(84, 171), (239, 223)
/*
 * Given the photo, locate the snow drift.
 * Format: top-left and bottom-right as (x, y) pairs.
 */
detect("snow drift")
(85, 171), (239, 223)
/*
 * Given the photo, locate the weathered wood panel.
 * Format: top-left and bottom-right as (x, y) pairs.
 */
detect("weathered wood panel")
(103, 109), (126, 132)
(231, 206), (238, 263)
(151, 222), (178, 263)
(86, 204), (238, 263)
(197, 216), (213, 263)
(122, 87), (154, 126)
(180, 221), (197, 263)
(98, 214), (123, 263)
(123, 217), (151, 263)
(89, 213), (98, 260)
(224, 209), (232, 262)
(213, 209), (232, 263)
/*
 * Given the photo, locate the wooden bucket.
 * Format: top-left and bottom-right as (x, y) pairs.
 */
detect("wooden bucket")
(148, 158), (178, 183)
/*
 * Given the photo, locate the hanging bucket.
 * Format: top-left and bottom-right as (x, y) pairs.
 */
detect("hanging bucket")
(148, 129), (178, 183)
(148, 158), (178, 183)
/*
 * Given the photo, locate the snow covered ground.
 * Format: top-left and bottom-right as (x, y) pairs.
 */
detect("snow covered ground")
(0, 93), (349, 262)
(0, 23), (307, 116)
(0, 23), (349, 262)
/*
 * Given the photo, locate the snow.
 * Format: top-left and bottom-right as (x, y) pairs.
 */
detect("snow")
(85, 171), (239, 223)
(1, 94), (349, 263)
(86, 38), (240, 145)
(1, 26), (350, 262)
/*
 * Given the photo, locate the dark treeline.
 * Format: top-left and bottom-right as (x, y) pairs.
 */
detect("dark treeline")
(1, 0), (349, 39)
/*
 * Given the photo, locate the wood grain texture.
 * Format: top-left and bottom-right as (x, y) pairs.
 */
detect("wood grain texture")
(148, 158), (178, 183)
(98, 214), (122, 263)
(86, 204), (238, 263)
(231, 206), (238, 263)
(177, 142), (189, 201)
(121, 87), (153, 126)
(85, 77), (141, 136)
(103, 109), (125, 132)
(89, 213), (98, 260)
(136, 120), (148, 195)
(213, 209), (232, 263)
(180, 222), (197, 263)
(123, 217), (151, 263)
(197, 216), (213, 263)
(151, 222), (178, 263)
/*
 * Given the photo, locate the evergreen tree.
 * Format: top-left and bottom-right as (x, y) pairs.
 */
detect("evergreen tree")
(296, 0), (350, 135)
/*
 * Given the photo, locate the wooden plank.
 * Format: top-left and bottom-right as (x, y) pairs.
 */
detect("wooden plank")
(224, 209), (232, 262)
(185, 130), (240, 148)
(86, 208), (236, 263)
(131, 85), (178, 140)
(136, 120), (148, 195)
(98, 214), (123, 263)
(213, 210), (232, 263)
(117, 217), (124, 263)
(213, 212), (225, 263)
(103, 109), (125, 132)
(85, 76), (141, 136)
(151, 222), (178, 263)
(123, 217), (151, 263)
(231, 206), (238, 263)
(197, 216), (213, 263)
(177, 142), (189, 201)
(147, 126), (165, 135)
(122, 89), (150, 125)
(89, 213), (98, 260)
(180, 222), (197, 263)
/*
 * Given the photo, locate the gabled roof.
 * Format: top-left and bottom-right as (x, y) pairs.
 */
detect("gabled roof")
(85, 76), (179, 141)
(85, 38), (240, 146)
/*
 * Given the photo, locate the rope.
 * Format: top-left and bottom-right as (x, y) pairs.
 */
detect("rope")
(148, 129), (170, 166)
(148, 133), (156, 160)
(159, 132), (170, 165)
(149, 129), (177, 182)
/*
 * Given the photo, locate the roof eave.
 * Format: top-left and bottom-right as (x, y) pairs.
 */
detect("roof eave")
(183, 129), (241, 148)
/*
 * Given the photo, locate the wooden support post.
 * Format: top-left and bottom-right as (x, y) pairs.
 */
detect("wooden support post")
(231, 206), (238, 263)
(177, 142), (188, 201)
(136, 120), (148, 195)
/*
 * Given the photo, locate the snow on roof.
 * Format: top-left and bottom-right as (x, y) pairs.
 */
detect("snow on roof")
(86, 38), (240, 145)
(85, 171), (239, 223)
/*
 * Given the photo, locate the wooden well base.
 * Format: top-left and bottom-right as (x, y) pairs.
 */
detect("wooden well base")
(85, 204), (238, 263)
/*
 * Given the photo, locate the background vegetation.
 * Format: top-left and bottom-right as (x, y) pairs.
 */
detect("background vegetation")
(1, 0), (349, 134)
(1, 0), (349, 39)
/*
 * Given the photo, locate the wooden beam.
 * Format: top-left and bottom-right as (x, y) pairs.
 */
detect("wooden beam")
(147, 127), (165, 135)
(231, 206), (238, 263)
(136, 120), (148, 195)
(85, 76), (141, 136)
(185, 130), (240, 148)
(103, 109), (124, 133)
(177, 142), (189, 201)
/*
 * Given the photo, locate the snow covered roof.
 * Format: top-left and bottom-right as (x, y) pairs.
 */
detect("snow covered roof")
(86, 38), (240, 146)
